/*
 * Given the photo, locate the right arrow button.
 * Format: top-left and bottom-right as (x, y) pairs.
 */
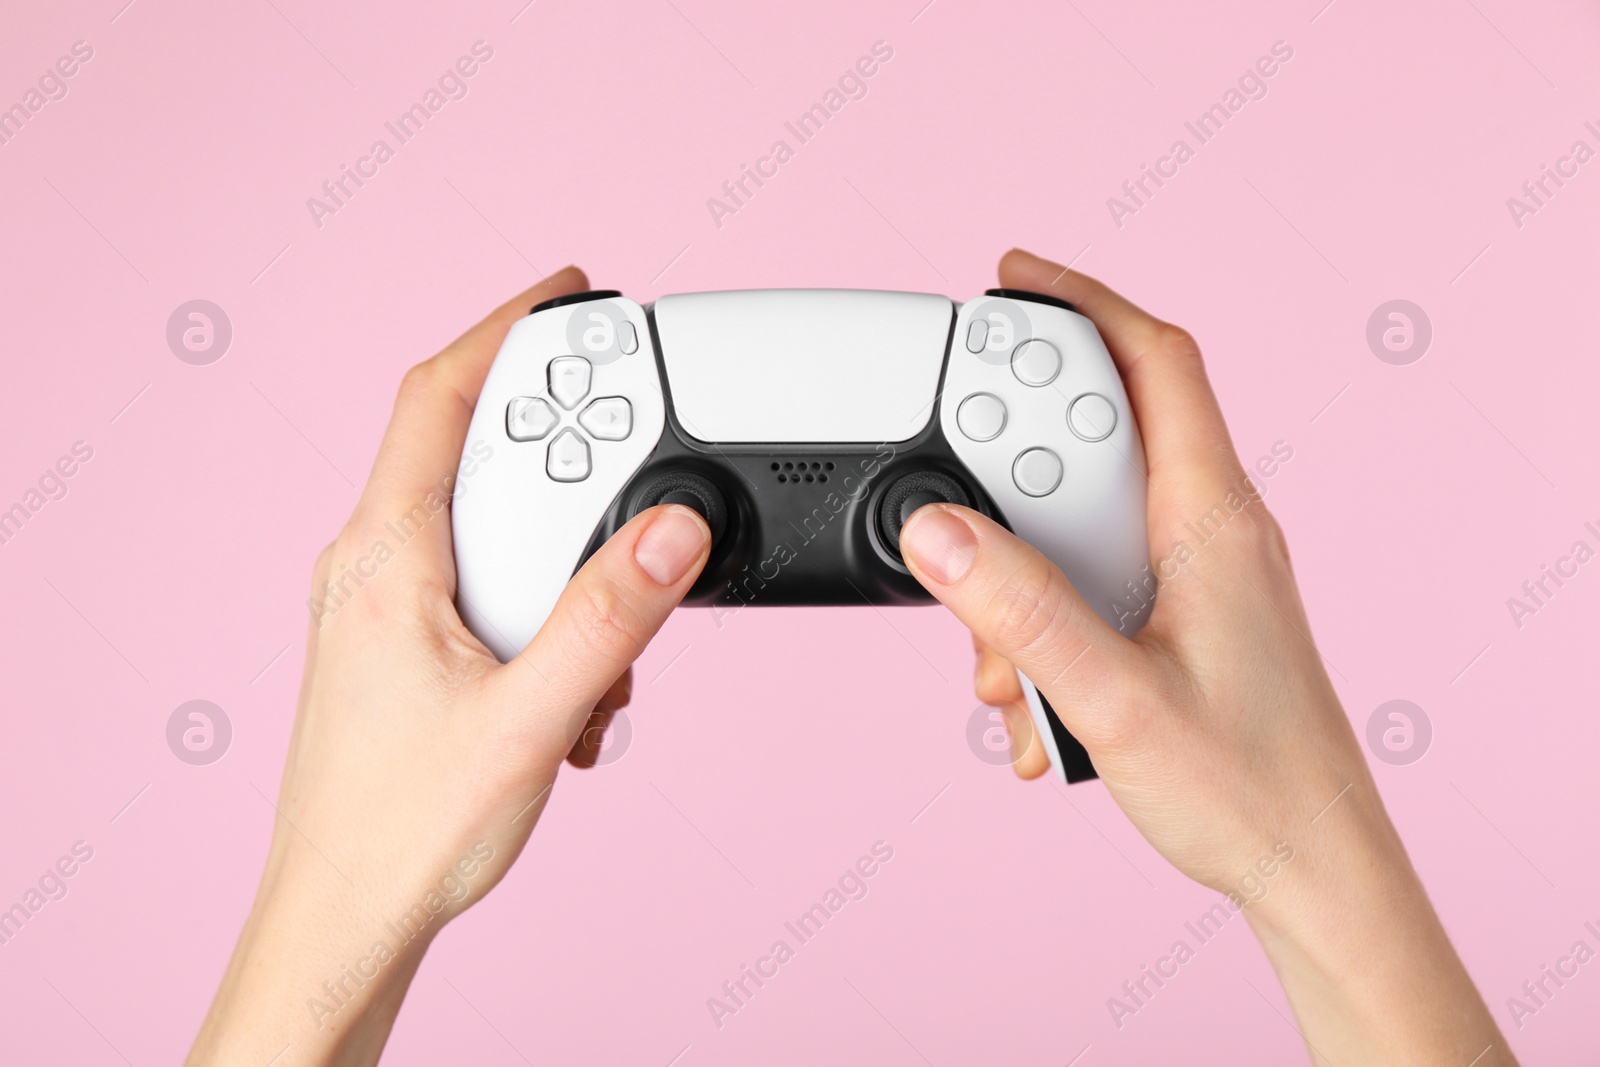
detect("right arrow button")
(578, 396), (633, 441)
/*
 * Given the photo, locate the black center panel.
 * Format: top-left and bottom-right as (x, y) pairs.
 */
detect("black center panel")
(575, 301), (1008, 609)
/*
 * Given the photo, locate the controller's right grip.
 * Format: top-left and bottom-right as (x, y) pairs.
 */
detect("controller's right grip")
(1019, 673), (1097, 782)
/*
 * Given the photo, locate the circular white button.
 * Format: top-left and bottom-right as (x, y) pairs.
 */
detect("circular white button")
(1012, 448), (1063, 497)
(1068, 393), (1118, 442)
(956, 393), (1007, 441)
(1011, 339), (1062, 387)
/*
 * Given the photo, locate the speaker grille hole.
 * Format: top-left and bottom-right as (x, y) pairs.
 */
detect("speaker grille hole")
(772, 460), (836, 484)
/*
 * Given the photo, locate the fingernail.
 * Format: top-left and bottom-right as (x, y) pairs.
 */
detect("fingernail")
(634, 505), (710, 585)
(900, 505), (978, 585)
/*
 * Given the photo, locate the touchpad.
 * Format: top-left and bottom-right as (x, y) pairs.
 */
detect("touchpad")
(653, 290), (952, 444)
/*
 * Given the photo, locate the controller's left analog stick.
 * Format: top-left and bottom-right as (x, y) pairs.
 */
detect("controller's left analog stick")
(630, 472), (728, 544)
(878, 471), (971, 557)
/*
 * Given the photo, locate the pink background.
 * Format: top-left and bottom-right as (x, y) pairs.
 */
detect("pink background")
(3, 0), (1598, 1062)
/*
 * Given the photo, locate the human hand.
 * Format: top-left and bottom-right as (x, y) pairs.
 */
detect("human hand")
(187, 268), (713, 1066)
(898, 248), (1514, 1065)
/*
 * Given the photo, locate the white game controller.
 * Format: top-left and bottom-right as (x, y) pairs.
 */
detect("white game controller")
(452, 288), (1152, 782)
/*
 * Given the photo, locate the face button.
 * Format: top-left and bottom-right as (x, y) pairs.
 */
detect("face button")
(1067, 392), (1118, 442)
(1011, 339), (1062, 387)
(546, 428), (592, 482)
(549, 356), (593, 410)
(506, 396), (558, 441)
(956, 393), (1007, 442)
(1012, 448), (1063, 497)
(618, 320), (639, 355)
(965, 318), (990, 354)
(578, 397), (633, 441)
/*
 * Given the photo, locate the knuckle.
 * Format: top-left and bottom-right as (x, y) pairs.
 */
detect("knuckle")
(1249, 506), (1293, 571)
(1075, 674), (1165, 754)
(1154, 322), (1203, 362)
(974, 675), (1008, 706)
(974, 651), (1021, 705)
(338, 505), (383, 551)
(565, 576), (647, 659)
(398, 358), (442, 401)
(309, 540), (336, 592)
(989, 559), (1073, 664)
(1231, 500), (1289, 560)
(397, 355), (472, 421)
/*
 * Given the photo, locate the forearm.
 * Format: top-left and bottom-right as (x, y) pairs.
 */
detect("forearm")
(1246, 782), (1514, 1066)
(187, 859), (433, 1066)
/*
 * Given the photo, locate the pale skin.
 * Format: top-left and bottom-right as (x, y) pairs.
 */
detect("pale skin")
(187, 254), (1513, 1065)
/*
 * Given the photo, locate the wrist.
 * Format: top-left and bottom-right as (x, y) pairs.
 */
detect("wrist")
(187, 847), (450, 1066)
(1241, 777), (1511, 1065)
(1245, 779), (1420, 953)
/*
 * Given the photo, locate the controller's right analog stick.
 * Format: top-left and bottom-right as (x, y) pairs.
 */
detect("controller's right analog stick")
(630, 471), (729, 544)
(879, 471), (971, 557)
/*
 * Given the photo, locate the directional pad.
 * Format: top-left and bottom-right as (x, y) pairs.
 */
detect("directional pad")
(578, 397), (632, 441)
(546, 428), (591, 482)
(549, 356), (592, 410)
(508, 359), (631, 484)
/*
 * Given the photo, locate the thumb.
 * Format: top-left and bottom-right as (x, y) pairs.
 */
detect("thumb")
(488, 504), (711, 738)
(898, 503), (1142, 745)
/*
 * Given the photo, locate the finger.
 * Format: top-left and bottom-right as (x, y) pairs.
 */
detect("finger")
(489, 505), (710, 741)
(998, 249), (1248, 522)
(974, 643), (1024, 707)
(567, 670), (633, 769)
(353, 266), (591, 575)
(974, 643), (1051, 778)
(998, 700), (1051, 779)
(973, 643), (1048, 776)
(901, 503), (1143, 747)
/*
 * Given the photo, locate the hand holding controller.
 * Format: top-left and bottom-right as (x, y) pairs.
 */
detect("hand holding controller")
(195, 256), (1512, 1067)
(453, 278), (1154, 782)
(890, 249), (1512, 1066)
(193, 256), (1511, 1067)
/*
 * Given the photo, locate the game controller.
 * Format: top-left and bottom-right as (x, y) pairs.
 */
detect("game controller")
(452, 287), (1152, 782)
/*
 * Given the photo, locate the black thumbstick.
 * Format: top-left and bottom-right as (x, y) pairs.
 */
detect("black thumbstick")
(898, 490), (946, 529)
(631, 472), (728, 544)
(878, 471), (971, 557)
